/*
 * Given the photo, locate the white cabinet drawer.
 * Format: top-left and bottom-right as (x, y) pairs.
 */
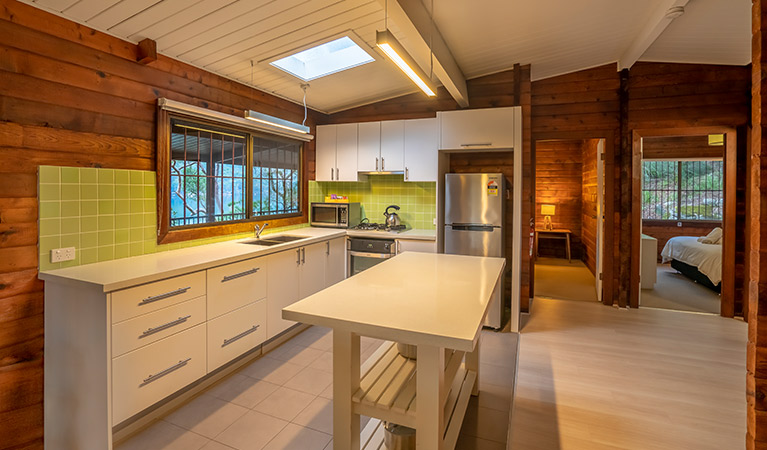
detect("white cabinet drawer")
(111, 272), (205, 324)
(111, 296), (206, 357)
(207, 257), (266, 319)
(112, 324), (206, 425)
(207, 300), (266, 372)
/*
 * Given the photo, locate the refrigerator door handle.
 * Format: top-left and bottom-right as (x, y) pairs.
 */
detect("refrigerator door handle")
(449, 224), (496, 232)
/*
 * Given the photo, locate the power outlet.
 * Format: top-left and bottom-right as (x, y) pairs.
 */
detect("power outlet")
(433, 217), (437, 226)
(51, 247), (76, 263)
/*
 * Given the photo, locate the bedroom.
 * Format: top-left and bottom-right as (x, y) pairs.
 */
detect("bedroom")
(639, 134), (726, 314)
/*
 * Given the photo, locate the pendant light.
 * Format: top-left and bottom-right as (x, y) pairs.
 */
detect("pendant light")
(243, 60), (310, 134)
(376, 0), (437, 97)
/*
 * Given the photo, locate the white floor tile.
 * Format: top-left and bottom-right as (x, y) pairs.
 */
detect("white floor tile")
(215, 410), (288, 450)
(319, 383), (333, 400)
(262, 423), (331, 450)
(207, 373), (281, 409)
(283, 367), (333, 396)
(200, 441), (237, 450)
(308, 351), (333, 373)
(253, 386), (316, 421)
(164, 394), (249, 439)
(240, 356), (304, 385)
(267, 343), (325, 366)
(115, 420), (210, 450)
(292, 397), (333, 435)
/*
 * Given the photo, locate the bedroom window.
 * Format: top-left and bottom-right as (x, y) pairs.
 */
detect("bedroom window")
(168, 117), (302, 229)
(642, 160), (723, 221)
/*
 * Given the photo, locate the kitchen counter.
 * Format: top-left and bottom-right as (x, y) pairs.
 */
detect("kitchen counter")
(38, 228), (346, 292)
(345, 228), (436, 240)
(283, 252), (505, 450)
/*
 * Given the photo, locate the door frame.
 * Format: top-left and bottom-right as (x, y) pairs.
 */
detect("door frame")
(532, 130), (616, 306)
(630, 126), (737, 316)
(595, 139), (605, 303)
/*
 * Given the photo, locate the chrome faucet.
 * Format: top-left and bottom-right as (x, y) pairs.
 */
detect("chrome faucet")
(254, 223), (269, 239)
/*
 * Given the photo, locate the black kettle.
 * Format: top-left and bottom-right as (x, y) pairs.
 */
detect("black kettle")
(384, 205), (401, 228)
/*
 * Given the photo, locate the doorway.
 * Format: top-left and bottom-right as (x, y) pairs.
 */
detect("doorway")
(631, 127), (737, 317)
(532, 138), (605, 304)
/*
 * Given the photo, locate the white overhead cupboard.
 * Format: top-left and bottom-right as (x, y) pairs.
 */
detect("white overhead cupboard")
(316, 118), (438, 182)
(438, 107), (516, 150)
(39, 230), (347, 450)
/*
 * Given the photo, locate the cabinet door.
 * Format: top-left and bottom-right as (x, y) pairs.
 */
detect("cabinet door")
(357, 121), (381, 172)
(316, 125), (336, 181)
(299, 242), (327, 299)
(266, 248), (300, 339)
(396, 239), (437, 254)
(335, 123), (359, 181)
(403, 118), (438, 182)
(380, 120), (404, 172)
(438, 107), (515, 150)
(324, 237), (347, 287)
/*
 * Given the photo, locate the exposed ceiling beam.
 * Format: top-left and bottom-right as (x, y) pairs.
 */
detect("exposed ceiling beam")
(379, 0), (469, 107)
(618, 0), (690, 70)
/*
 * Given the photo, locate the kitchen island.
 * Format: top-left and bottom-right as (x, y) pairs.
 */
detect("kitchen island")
(283, 251), (506, 450)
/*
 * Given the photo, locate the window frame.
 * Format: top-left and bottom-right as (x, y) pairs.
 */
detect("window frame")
(641, 158), (723, 223)
(156, 108), (306, 245)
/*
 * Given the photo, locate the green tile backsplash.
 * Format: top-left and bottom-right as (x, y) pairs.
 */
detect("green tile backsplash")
(38, 166), (308, 271)
(309, 175), (437, 230)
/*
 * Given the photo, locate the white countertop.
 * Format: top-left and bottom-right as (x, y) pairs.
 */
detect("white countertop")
(39, 228), (346, 293)
(283, 252), (505, 352)
(345, 228), (436, 241)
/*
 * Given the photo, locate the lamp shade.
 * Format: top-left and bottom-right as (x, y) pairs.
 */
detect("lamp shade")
(541, 204), (556, 216)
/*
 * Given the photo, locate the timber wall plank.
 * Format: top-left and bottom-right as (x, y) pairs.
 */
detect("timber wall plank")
(581, 139), (599, 275)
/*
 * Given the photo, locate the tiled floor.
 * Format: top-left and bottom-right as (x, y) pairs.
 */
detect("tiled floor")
(117, 326), (518, 450)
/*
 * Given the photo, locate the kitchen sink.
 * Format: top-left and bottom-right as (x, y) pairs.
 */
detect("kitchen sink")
(259, 235), (308, 243)
(239, 235), (309, 246)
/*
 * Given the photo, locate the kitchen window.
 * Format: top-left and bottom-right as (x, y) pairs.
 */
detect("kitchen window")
(158, 112), (303, 243)
(642, 159), (723, 221)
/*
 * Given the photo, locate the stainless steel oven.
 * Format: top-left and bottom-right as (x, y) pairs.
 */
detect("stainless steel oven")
(347, 237), (396, 277)
(310, 202), (361, 228)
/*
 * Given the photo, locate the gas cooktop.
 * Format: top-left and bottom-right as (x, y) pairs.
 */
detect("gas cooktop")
(352, 222), (407, 232)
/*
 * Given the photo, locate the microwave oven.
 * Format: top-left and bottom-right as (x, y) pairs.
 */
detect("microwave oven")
(310, 202), (361, 228)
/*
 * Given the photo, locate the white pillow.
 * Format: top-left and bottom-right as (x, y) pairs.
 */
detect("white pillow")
(699, 227), (722, 244)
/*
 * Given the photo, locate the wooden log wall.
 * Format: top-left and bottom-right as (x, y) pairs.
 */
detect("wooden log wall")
(0, 1), (321, 448)
(581, 139), (599, 275)
(749, 1), (767, 447)
(534, 140), (584, 259)
(642, 135), (723, 159)
(325, 66), (536, 312)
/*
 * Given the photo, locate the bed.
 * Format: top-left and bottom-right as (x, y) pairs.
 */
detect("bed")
(660, 236), (722, 292)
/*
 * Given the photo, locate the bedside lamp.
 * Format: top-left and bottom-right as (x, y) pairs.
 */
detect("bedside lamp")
(541, 204), (556, 230)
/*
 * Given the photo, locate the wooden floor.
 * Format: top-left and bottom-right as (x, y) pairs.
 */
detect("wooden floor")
(509, 298), (747, 450)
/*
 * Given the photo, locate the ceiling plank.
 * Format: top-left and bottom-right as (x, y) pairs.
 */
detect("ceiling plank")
(618, 0), (690, 71)
(381, 0), (468, 107)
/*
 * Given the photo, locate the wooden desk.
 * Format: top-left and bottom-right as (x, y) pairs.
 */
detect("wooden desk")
(535, 228), (572, 262)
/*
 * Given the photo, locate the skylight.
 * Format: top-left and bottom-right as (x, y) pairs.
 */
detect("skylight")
(270, 36), (375, 81)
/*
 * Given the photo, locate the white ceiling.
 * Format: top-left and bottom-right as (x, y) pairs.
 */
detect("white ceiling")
(22, 0), (751, 114)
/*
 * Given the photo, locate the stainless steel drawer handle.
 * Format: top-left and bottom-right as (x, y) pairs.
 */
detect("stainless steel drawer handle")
(460, 143), (492, 147)
(138, 287), (191, 306)
(222, 325), (260, 347)
(221, 267), (260, 283)
(139, 315), (192, 338)
(140, 357), (191, 386)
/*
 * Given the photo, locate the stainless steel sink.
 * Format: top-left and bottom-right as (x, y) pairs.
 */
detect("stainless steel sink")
(261, 235), (308, 243)
(239, 235), (309, 246)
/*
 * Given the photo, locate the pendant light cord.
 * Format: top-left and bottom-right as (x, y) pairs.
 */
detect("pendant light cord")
(385, 0), (388, 30)
(301, 84), (308, 127)
(430, 0), (434, 80)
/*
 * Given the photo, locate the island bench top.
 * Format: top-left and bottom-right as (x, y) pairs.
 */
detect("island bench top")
(283, 252), (506, 352)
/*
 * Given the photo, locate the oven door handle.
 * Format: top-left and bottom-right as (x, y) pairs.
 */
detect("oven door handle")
(349, 251), (394, 259)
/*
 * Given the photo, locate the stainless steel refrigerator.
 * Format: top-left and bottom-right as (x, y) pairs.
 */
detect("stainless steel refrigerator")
(444, 173), (506, 328)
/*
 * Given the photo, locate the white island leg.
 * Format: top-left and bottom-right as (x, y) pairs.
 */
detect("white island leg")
(466, 336), (481, 396)
(333, 329), (361, 450)
(416, 344), (445, 450)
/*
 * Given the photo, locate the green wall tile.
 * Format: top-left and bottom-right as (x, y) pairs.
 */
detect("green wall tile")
(98, 230), (114, 246)
(98, 169), (114, 184)
(98, 200), (114, 215)
(115, 200), (130, 214)
(97, 246), (114, 262)
(39, 166), (59, 183)
(61, 167), (79, 184)
(61, 234), (79, 248)
(39, 202), (60, 219)
(143, 172), (155, 185)
(81, 185), (97, 200)
(81, 232), (98, 248)
(60, 201), (79, 218)
(115, 170), (130, 184)
(82, 201), (97, 216)
(98, 216), (114, 231)
(61, 218), (79, 234)
(98, 185), (114, 200)
(81, 168), (98, 184)
(39, 236), (60, 252)
(130, 185), (143, 199)
(80, 248), (98, 264)
(115, 229), (130, 244)
(39, 184), (60, 201)
(61, 184), (80, 201)
(115, 214), (130, 229)
(115, 185), (130, 200)
(39, 218), (60, 237)
(115, 244), (130, 259)
(130, 171), (143, 184)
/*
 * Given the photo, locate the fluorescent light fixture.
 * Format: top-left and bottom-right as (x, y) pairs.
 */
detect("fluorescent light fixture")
(376, 29), (436, 97)
(270, 36), (375, 81)
(244, 110), (310, 134)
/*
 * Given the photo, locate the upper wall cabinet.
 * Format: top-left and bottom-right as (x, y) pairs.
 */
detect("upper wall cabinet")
(438, 107), (516, 150)
(404, 118), (437, 182)
(316, 124), (359, 181)
(358, 121), (405, 172)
